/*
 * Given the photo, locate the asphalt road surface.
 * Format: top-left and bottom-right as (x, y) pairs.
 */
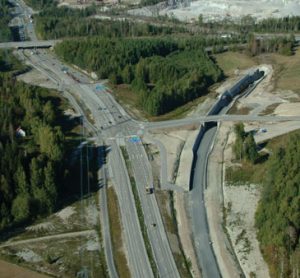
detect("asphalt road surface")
(125, 135), (180, 278)
(189, 125), (220, 278)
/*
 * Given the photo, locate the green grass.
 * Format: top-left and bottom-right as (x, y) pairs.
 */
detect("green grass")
(227, 129), (300, 186)
(214, 51), (257, 76)
(107, 186), (131, 278)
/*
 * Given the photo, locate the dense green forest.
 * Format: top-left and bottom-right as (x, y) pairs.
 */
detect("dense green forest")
(0, 0), (13, 42)
(256, 133), (300, 277)
(24, 0), (56, 9)
(0, 51), (81, 231)
(55, 37), (222, 115)
(34, 6), (185, 39)
(130, 50), (222, 114)
(200, 15), (300, 33)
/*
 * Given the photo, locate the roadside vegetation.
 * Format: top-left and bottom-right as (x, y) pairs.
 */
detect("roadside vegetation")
(55, 37), (223, 116)
(227, 124), (300, 277)
(0, 0), (13, 42)
(155, 191), (193, 278)
(198, 15), (300, 34)
(24, 0), (56, 9)
(0, 50), (92, 235)
(107, 186), (131, 278)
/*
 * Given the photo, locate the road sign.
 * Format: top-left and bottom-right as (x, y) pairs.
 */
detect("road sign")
(95, 84), (105, 92)
(129, 136), (141, 143)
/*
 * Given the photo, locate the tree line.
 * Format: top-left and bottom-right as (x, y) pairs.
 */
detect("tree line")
(34, 6), (184, 39)
(24, 0), (56, 9)
(232, 123), (300, 277)
(0, 0), (13, 42)
(55, 37), (223, 115)
(0, 52), (66, 230)
(232, 123), (258, 163)
(248, 34), (295, 56)
(256, 133), (300, 277)
(199, 15), (300, 34)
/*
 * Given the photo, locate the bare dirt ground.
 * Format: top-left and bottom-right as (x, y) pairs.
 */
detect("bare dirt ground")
(0, 194), (104, 277)
(0, 259), (48, 278)
(159, 0), (300, 22)
(17, 69), (57, 89)
(147, 130), (189, 182)
(221, 125), (270, 278)
(206, 122), (242, 278)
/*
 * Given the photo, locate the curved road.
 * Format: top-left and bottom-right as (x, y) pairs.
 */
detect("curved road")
(189, 125), (220, 278)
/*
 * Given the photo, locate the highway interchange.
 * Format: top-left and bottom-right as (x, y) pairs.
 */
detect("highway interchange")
(3, 2), (300, 277)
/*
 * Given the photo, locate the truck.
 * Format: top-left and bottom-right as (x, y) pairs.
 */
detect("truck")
(145, 186), (154, 194)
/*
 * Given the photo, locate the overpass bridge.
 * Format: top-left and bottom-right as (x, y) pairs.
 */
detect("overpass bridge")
(0, 40), (60, 49)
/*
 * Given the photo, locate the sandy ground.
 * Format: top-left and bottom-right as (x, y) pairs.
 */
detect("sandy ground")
(147, 130), (188, 182)
(159, 0), (300, 22)
(222, 126), (270, 278)
(206, 122), (242, 278)
(17, 69), (57, 89)
(0, 260), (48, 278)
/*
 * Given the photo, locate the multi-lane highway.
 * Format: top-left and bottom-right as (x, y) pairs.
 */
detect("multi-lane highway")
(125, 133), (180, 278)
(8, 2), (300, 277)
(21, 49), (155, 277)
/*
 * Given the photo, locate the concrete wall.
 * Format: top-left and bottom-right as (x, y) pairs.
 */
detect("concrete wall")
(188, 69), (265, 190)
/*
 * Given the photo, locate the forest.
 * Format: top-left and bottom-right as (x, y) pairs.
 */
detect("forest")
(0, 0), (13, 42)
(248, 34), (295, 56)
(232, 123), (300, 277)
(55, 37), (222, 115)
(24, 0), (56, 9)
(256, 133), (300, 277)
(34, 6), (184, 39)
(0, 51), (75, 231)
(200, 15), (300, 34)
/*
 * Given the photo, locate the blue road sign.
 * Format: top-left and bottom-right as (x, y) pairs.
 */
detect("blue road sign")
(95, 84), (105, 92)
(129, 136), (141, 143)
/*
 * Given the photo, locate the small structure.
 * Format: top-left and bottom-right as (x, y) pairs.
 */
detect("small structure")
(16, 127), (26, 137)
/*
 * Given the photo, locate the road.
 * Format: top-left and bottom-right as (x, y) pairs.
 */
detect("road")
(189, 125), (221, 278)
(0, 40), (58, 49)
(23, 49), (154, 277)
(145, 114), (300, 130)
(125, 134), (180, 278)
(20, 46), (182, 277)
(109, 141), (154, 278)
(97, 145), (118, 278)
(8, 2), (300, 276)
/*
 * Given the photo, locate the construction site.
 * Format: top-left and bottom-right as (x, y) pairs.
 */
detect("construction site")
(129, 0), (300, 22)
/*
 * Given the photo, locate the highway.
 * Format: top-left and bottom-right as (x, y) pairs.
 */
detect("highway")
(109, 141), (154, 278)
(125, 133), (180, 278)
(18, 47), (300, 278)
(22, 49), (155, 277)
(8, 2), (300, 276)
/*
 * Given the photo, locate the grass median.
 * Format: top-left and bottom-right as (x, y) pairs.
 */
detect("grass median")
(120, 146), (159, 278)
(107, 186), (131, 278)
